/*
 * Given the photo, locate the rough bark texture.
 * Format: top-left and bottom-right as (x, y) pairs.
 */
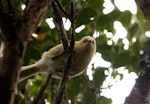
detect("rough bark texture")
(136, 0), (150, 19)
(0, 0), (53, 103)
(124, 1), (150, 104)
(124, 69), (150, 104)
(124, 42), (150, 104)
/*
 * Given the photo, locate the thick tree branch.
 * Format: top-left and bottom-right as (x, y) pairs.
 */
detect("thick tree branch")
(124, 41), (150, 104)
(0, 9), (23, 104)
(124, 1), (150, 104)
(20, 0), (52, 42)
(124, 69), (150, 104)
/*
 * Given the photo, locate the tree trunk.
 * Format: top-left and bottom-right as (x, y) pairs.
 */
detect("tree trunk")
(124, 71), (150, 104)
(0, 0), (53, 103)
(124, 1), (150, 104)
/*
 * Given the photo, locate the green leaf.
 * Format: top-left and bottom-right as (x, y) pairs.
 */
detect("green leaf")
(131, 39), (141, 54)
(30, 80), (42, 96)
(87, 0), (104, 13)
(18, 80), (28, 93)
(36, 20), (51, 34)
(67, 77), (82, 100)
(97, 42), (112, 62)
(96, 10), (121, 32)
(117, 10), (132, 27)
(113, 51), (130, 68)
(61, 0), (70, 6)
(93, 67), (107, 87)
(101, 96), (112, 104)
(127, 55), (139, 73)
(112, 70), (123, 80)
(128, 23), (139, 38)
(100, 51), (112, 62)
(76, 8), (97, 26)
(96, 34), (115, 62)
(82, 90), (95, 104)
(14, 94), (25, 104)
(24, 47), (41, 65)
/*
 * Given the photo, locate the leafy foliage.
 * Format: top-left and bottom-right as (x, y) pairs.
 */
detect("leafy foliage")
(4, 0), (149, 103)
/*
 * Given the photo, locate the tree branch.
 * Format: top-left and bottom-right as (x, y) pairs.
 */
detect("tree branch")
(124, 70), (150, 104)
(20, 0), (53, 42)
(70, 2), (75, 49)
(51, 1), (69, 51)
(51, 2), (69, 104)
(55, 0), (70, 19)
(74, 0), (87, 20)
(79, 76), (97, 104)
(51, 1), (77, 104)
(32, 73), (52, 104)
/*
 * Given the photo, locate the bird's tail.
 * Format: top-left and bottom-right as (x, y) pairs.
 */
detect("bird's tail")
(19, 63), (40, 82)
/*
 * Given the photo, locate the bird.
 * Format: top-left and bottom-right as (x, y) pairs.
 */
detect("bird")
(19, 36), (96, 82)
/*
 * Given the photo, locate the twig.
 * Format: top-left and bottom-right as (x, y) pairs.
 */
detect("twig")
(52, 50), (74, 104)
(74, 0), (87, 20)
(50, 79), (55, 102)
(110, 0), (119, 11)
(52, 76), (69, 104)
(32, 73), (52, 104)
(79, 76), (93, 90)
(55, 0), (70, 19)
(79, 76), (97, 104)
(70, 2), (75, 51)
(55, 0), (87, 21)
(51, 1), (69, 51)
(100, 84), (113, 90)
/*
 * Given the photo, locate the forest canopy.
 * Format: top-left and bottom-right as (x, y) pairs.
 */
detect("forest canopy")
(0, 0), (150, 104)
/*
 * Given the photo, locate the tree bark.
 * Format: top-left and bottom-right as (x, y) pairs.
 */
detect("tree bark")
(124, 1), (150, 104)
(0, 0), (53, 103)
(124, 42), (150, 104)
(136, 0), (150, 19)
(124, 70), (150, 104)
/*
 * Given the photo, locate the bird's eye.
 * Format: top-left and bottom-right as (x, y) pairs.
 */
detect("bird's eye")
(84, 40), (87, 43)
(92, 41), (94, 44)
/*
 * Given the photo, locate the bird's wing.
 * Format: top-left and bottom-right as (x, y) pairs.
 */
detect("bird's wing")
(42, 44), (65, 60)
(51, 49), (65, 60)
